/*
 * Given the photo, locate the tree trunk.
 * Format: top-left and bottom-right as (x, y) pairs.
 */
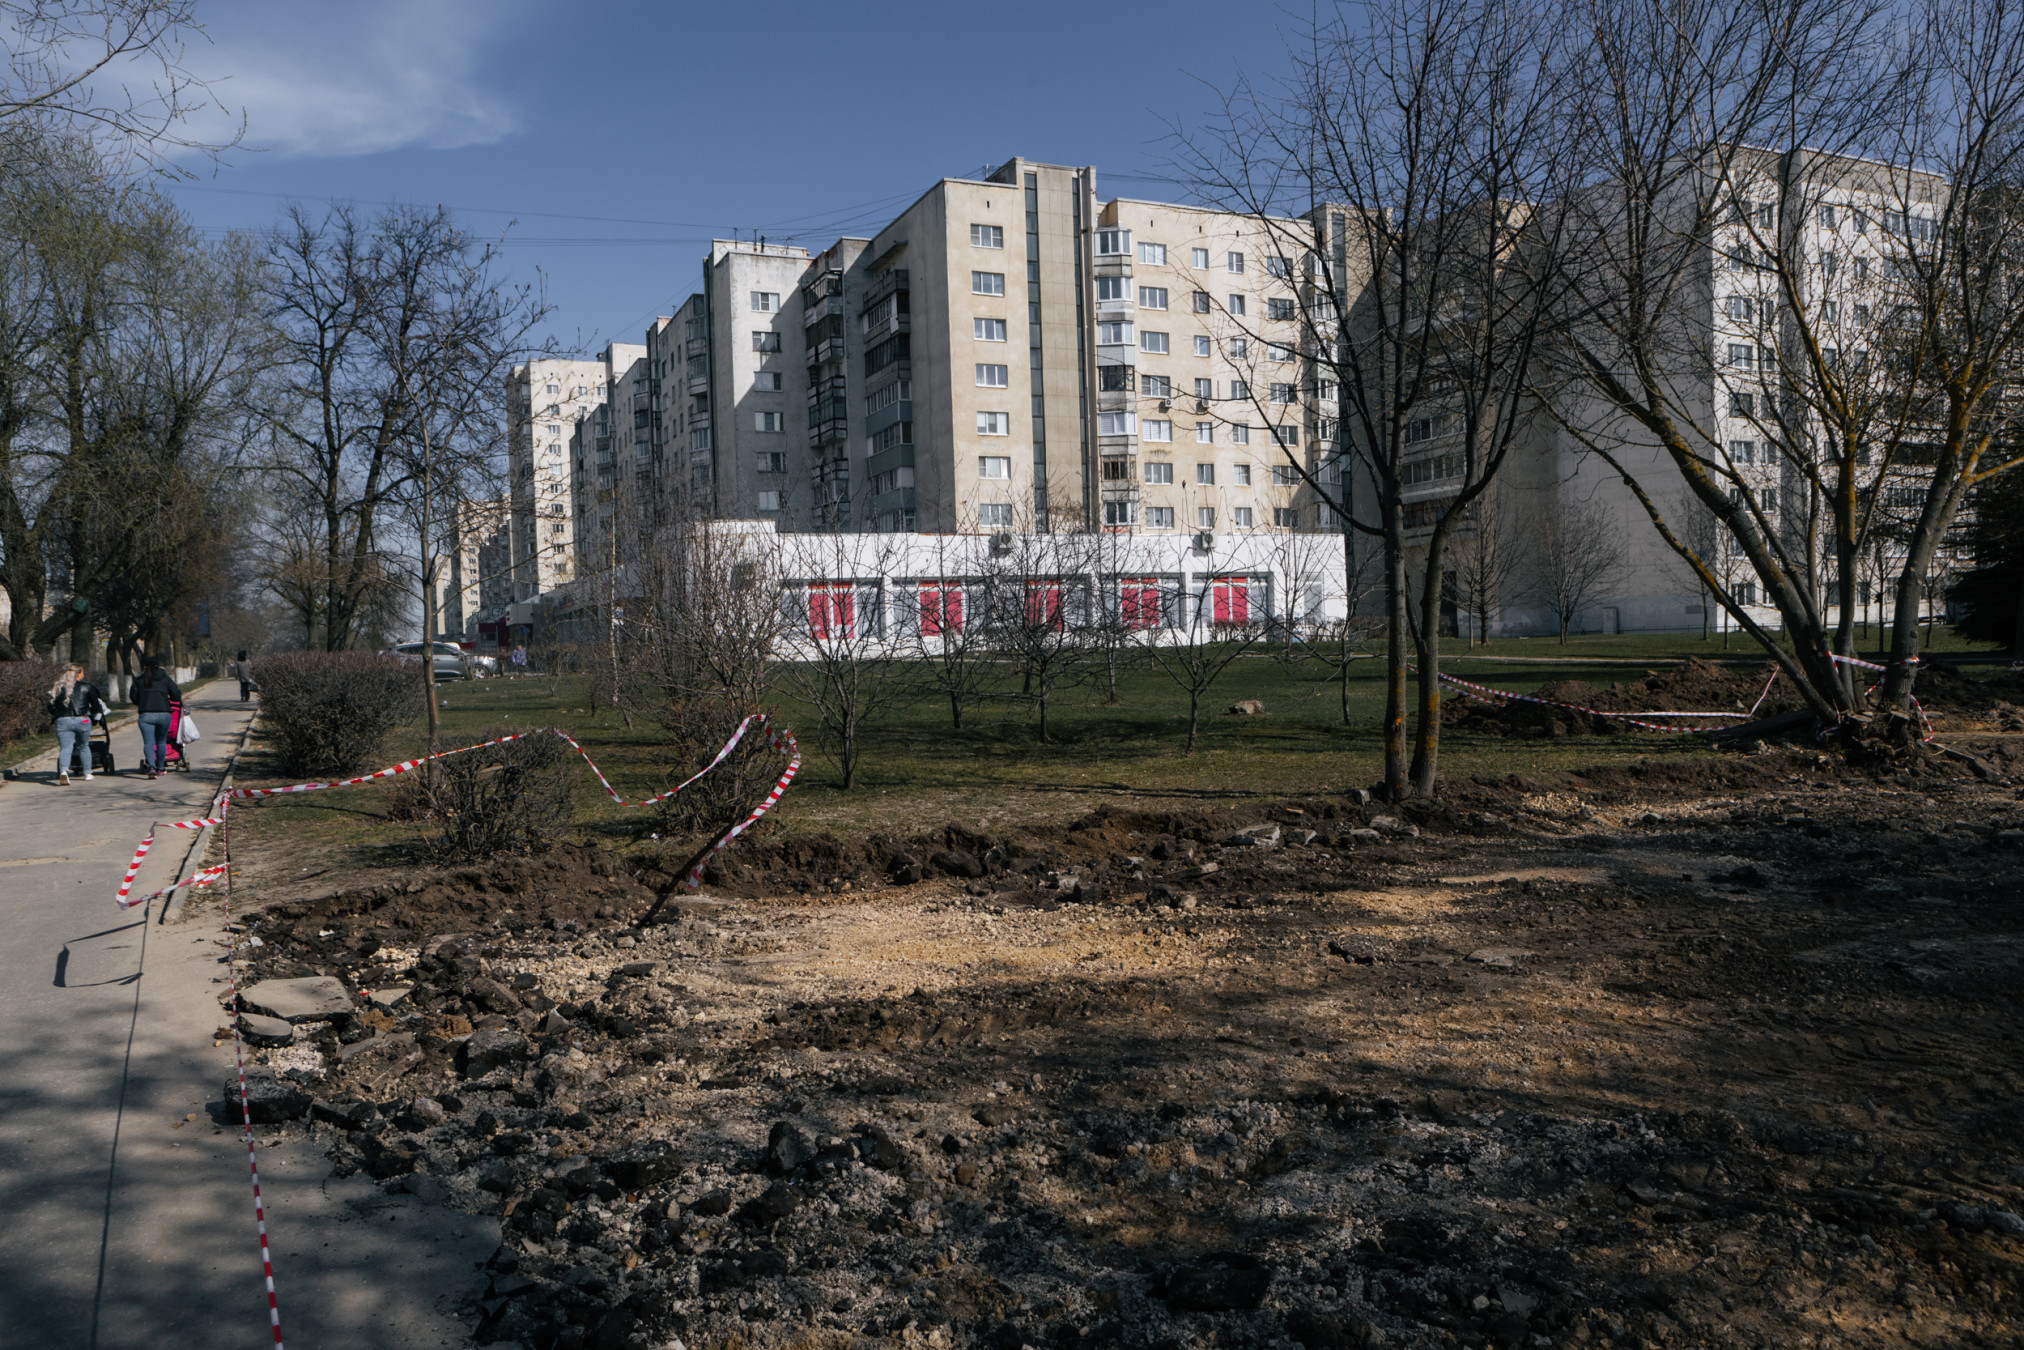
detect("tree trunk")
(949, 689), (963, 731)
(1037, 685), (1050, 743)
(1381, 521), (1408, 801)
(1185, 686), (1201, 755)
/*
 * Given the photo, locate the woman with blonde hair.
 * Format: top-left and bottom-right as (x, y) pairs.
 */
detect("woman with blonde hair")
(45, 664), (104, 786)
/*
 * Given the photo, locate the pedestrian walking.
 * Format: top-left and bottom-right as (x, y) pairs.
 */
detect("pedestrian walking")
(45, 664), (104, 785)
(510, 643), (528, 673)
(232, 649), (256, 701)
(131, 658), (182, 780)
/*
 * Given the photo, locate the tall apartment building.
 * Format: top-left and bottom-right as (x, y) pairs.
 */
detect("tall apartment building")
(562, 341), (648, 577)
(507, 357), (616, 599)
(436, 497), (511, 641)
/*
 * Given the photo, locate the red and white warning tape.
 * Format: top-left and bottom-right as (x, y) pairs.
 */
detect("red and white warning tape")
(1436, 671), (1767, 734)
(1824, 651), (1934, 741)
(114, 715), (801, 910)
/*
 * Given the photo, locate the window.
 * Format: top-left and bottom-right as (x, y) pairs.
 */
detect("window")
(917, 582), (964, 636)
(1101, 456), (1131, 481)
(752, 331), (781, 352)
(1198, 506), (1217, 528)
(1268, 343), (1294, 363)
(544, 383), (559, 395)
(1272, 425), (1300, 447)
(1228, 338), (1247, 359)
(1195, 422), (1213, 443)
(1192, 335), (1211, 357)
(1854, 303), (1871, 324)
(971, 271), (1005, 296)
(1228, 294), (1247, 316)
(1729, 439), (1756, 464)
(979, 503), (1014, 527)
(1096, 276), (1130, 302)
(756, 491), (782, 512)
(1144, 460), (1174, 484)
(1270, 382), (1295, 403)
(1140, 330), (1169, 354)
(1232, 463), (1251, 486)
(978, 455), (1011, 479)
(1728, 343), (1755, 369)
(1140, 374), (1171, 397)
(970, 223), (1004, 248)
(977, 411), (1010, 436)
(1118, 576), (1163, 627)
(1187, 462), (1211, 485)
(1725, 296), (1754, 320)
(1142, 419), (1173, 442)
(1232, 506), (1253, 527)
(1191, 247), (1210, 268)
(1230, 424), (1250, 444)
(1729, 391), (1755, 417)
(1227, 251), (1245, 273)
(753, 371), (783, 391)
(1095, 228), (1130, 255)
(1267, 297), (1296, 320)
(1853, 258), (1869, 282)
(1098, 366), (1134, 392)
(755, 411), (783, 432)
(1138, 286), (1168, 310)
(1194, 378), (1213, 398)
(1147, 506), (1176, 528)
(757, 451), (786, 474)
(1266, 256), (1292, 279)
(1138, 242), (1166, 265)
(1822, 300), (1840, 323)
(751, 291), (779, 312)
(1103, 501), (1138, 527)
(1272, 465), (1299, 486)
(974, 317), (1008, 342)
(1097, 321), (1133, 344)
(1229, 378), (1248, 399)
(1097, 411), (1136, 435)
(1273, 507), (1299, 527)
(1191, 290), (1211, 314)
(975, 364), (1009, 387)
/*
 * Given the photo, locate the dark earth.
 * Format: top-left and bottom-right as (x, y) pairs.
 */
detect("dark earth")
(207, 730), (2024, 1350)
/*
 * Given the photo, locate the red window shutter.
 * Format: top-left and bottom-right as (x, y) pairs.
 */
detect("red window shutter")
(945, 588), (963, 633)
(919, 586), (942, 637)
(1212, 581), (1232, 625)
(1230, 578), (1248, 626)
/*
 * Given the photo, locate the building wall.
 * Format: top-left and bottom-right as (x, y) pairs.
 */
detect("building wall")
(507, 357), (611, 599)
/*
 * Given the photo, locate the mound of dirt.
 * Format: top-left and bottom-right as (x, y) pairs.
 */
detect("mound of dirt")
(1448, 659), (1803, 738)
(1906, 662), (2024, 731)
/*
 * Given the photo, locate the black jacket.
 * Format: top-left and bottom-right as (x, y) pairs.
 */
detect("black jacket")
(131, 673), (182, 714)
(47, 681), (103, 721)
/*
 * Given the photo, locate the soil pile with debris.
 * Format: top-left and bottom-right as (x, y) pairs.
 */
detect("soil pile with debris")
(1904, 662), (2024, 733)
(209, 750), (2024, 1350)
(1448, 659), (1802, 738)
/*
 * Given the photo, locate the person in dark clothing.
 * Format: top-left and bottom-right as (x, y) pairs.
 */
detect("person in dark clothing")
(132, 658), (182, 779)
(46, 664), (104, 785)
(233, 649), (255, 701)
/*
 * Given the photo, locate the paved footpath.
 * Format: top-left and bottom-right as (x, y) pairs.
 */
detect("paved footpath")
(0, 683), (495, 1348)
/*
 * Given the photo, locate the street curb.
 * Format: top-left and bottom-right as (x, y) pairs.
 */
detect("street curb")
(162, 698), (258, 927)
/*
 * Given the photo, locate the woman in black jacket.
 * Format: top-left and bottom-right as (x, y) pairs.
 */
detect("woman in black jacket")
(132, 659), (182, 779)
(46, 665), (104, 785)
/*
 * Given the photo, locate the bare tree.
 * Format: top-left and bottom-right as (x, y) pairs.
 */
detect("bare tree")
(895, 529), (994, 730)
(773, 532), (918, 789)
(1533, 493), (1625, 644)
(1175, 0), (1577, 798)
(0, 2), (238, 165)
(1449, 486), (1522, 646)
(1130, 545), (1268, 753)
(981, 501), (1096, 743)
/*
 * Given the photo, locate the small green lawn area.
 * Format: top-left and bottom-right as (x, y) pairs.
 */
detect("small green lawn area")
(220, 627), (2013, 861)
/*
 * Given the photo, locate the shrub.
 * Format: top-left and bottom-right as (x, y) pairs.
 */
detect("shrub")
(418, 726), (576, 860)
(0, 660), (63, 746)
(256, 652), (423, 775)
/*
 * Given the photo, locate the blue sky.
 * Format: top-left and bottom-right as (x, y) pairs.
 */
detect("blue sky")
(166, 0), (1301, 355)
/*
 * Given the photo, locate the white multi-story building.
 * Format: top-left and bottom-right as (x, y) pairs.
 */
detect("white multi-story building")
(507, 357), (614, 599)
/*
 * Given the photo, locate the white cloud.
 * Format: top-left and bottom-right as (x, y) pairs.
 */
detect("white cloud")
(186, 0), (526, 157)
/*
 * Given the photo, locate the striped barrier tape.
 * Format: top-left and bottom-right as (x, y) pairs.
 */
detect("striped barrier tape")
(115, 715), (799, 909)
(1436, 671), (1766, 734)
(1824, 652), (1934, 742)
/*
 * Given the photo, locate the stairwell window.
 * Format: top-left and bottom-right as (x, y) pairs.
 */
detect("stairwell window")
(976, 364), (1009, 387)
(977, 411), (1010, 435)
(751, 291), (779, 312)
(978, 456), (1011, 479)
(975, 317), (1007, 341)
(972, 271), (1006, 296)
(756, 491), (781, 511)
(971, 223), (1004, 248)
(752, 331), (781, 352)
(754, 411), (783, 432)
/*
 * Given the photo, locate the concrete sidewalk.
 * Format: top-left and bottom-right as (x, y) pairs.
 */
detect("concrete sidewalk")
(0, 684), (495, 1348)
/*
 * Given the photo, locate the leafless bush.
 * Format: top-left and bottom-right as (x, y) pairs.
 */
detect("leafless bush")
(0, 660), (62, 744)
(415, 727), (576, 860)
(256, 651), (422, 775)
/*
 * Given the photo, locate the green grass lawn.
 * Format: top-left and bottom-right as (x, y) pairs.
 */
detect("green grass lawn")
(220, 626), (2006, 864)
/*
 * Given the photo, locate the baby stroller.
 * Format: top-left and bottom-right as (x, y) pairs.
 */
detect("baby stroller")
(66, 718), (115, 777)
(160, 699), (191, 773)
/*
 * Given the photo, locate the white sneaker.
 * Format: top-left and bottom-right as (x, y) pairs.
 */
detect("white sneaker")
(81, 772), (93, 781)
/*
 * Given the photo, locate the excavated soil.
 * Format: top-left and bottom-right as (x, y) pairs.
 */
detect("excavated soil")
(212, 745), (2024, 1350)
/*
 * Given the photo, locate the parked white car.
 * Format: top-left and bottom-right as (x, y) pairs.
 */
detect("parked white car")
(381, 641), (474, 681)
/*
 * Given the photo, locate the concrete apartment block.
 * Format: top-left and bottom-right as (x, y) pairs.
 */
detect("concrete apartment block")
(698, 242), (812, 524)
(507, 357), (619, 599)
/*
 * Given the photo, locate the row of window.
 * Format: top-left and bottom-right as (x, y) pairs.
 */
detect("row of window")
(799, 574), (1268, 640)
(1098, 504), (1304, 529)
(1095, 411), (1302, 446)
(1093, 233), (1280, 277)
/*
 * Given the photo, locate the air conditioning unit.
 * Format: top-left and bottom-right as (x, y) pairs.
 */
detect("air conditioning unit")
(1193, 531), (1216, 551)
(1158, 399), (1172, 412)
(989, 530), (1015, 555)
(1194, 400), (1209, 413)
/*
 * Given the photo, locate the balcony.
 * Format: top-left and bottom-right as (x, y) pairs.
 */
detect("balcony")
(1098, 454), (1138, 487)
(864, 268), (909, 309)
